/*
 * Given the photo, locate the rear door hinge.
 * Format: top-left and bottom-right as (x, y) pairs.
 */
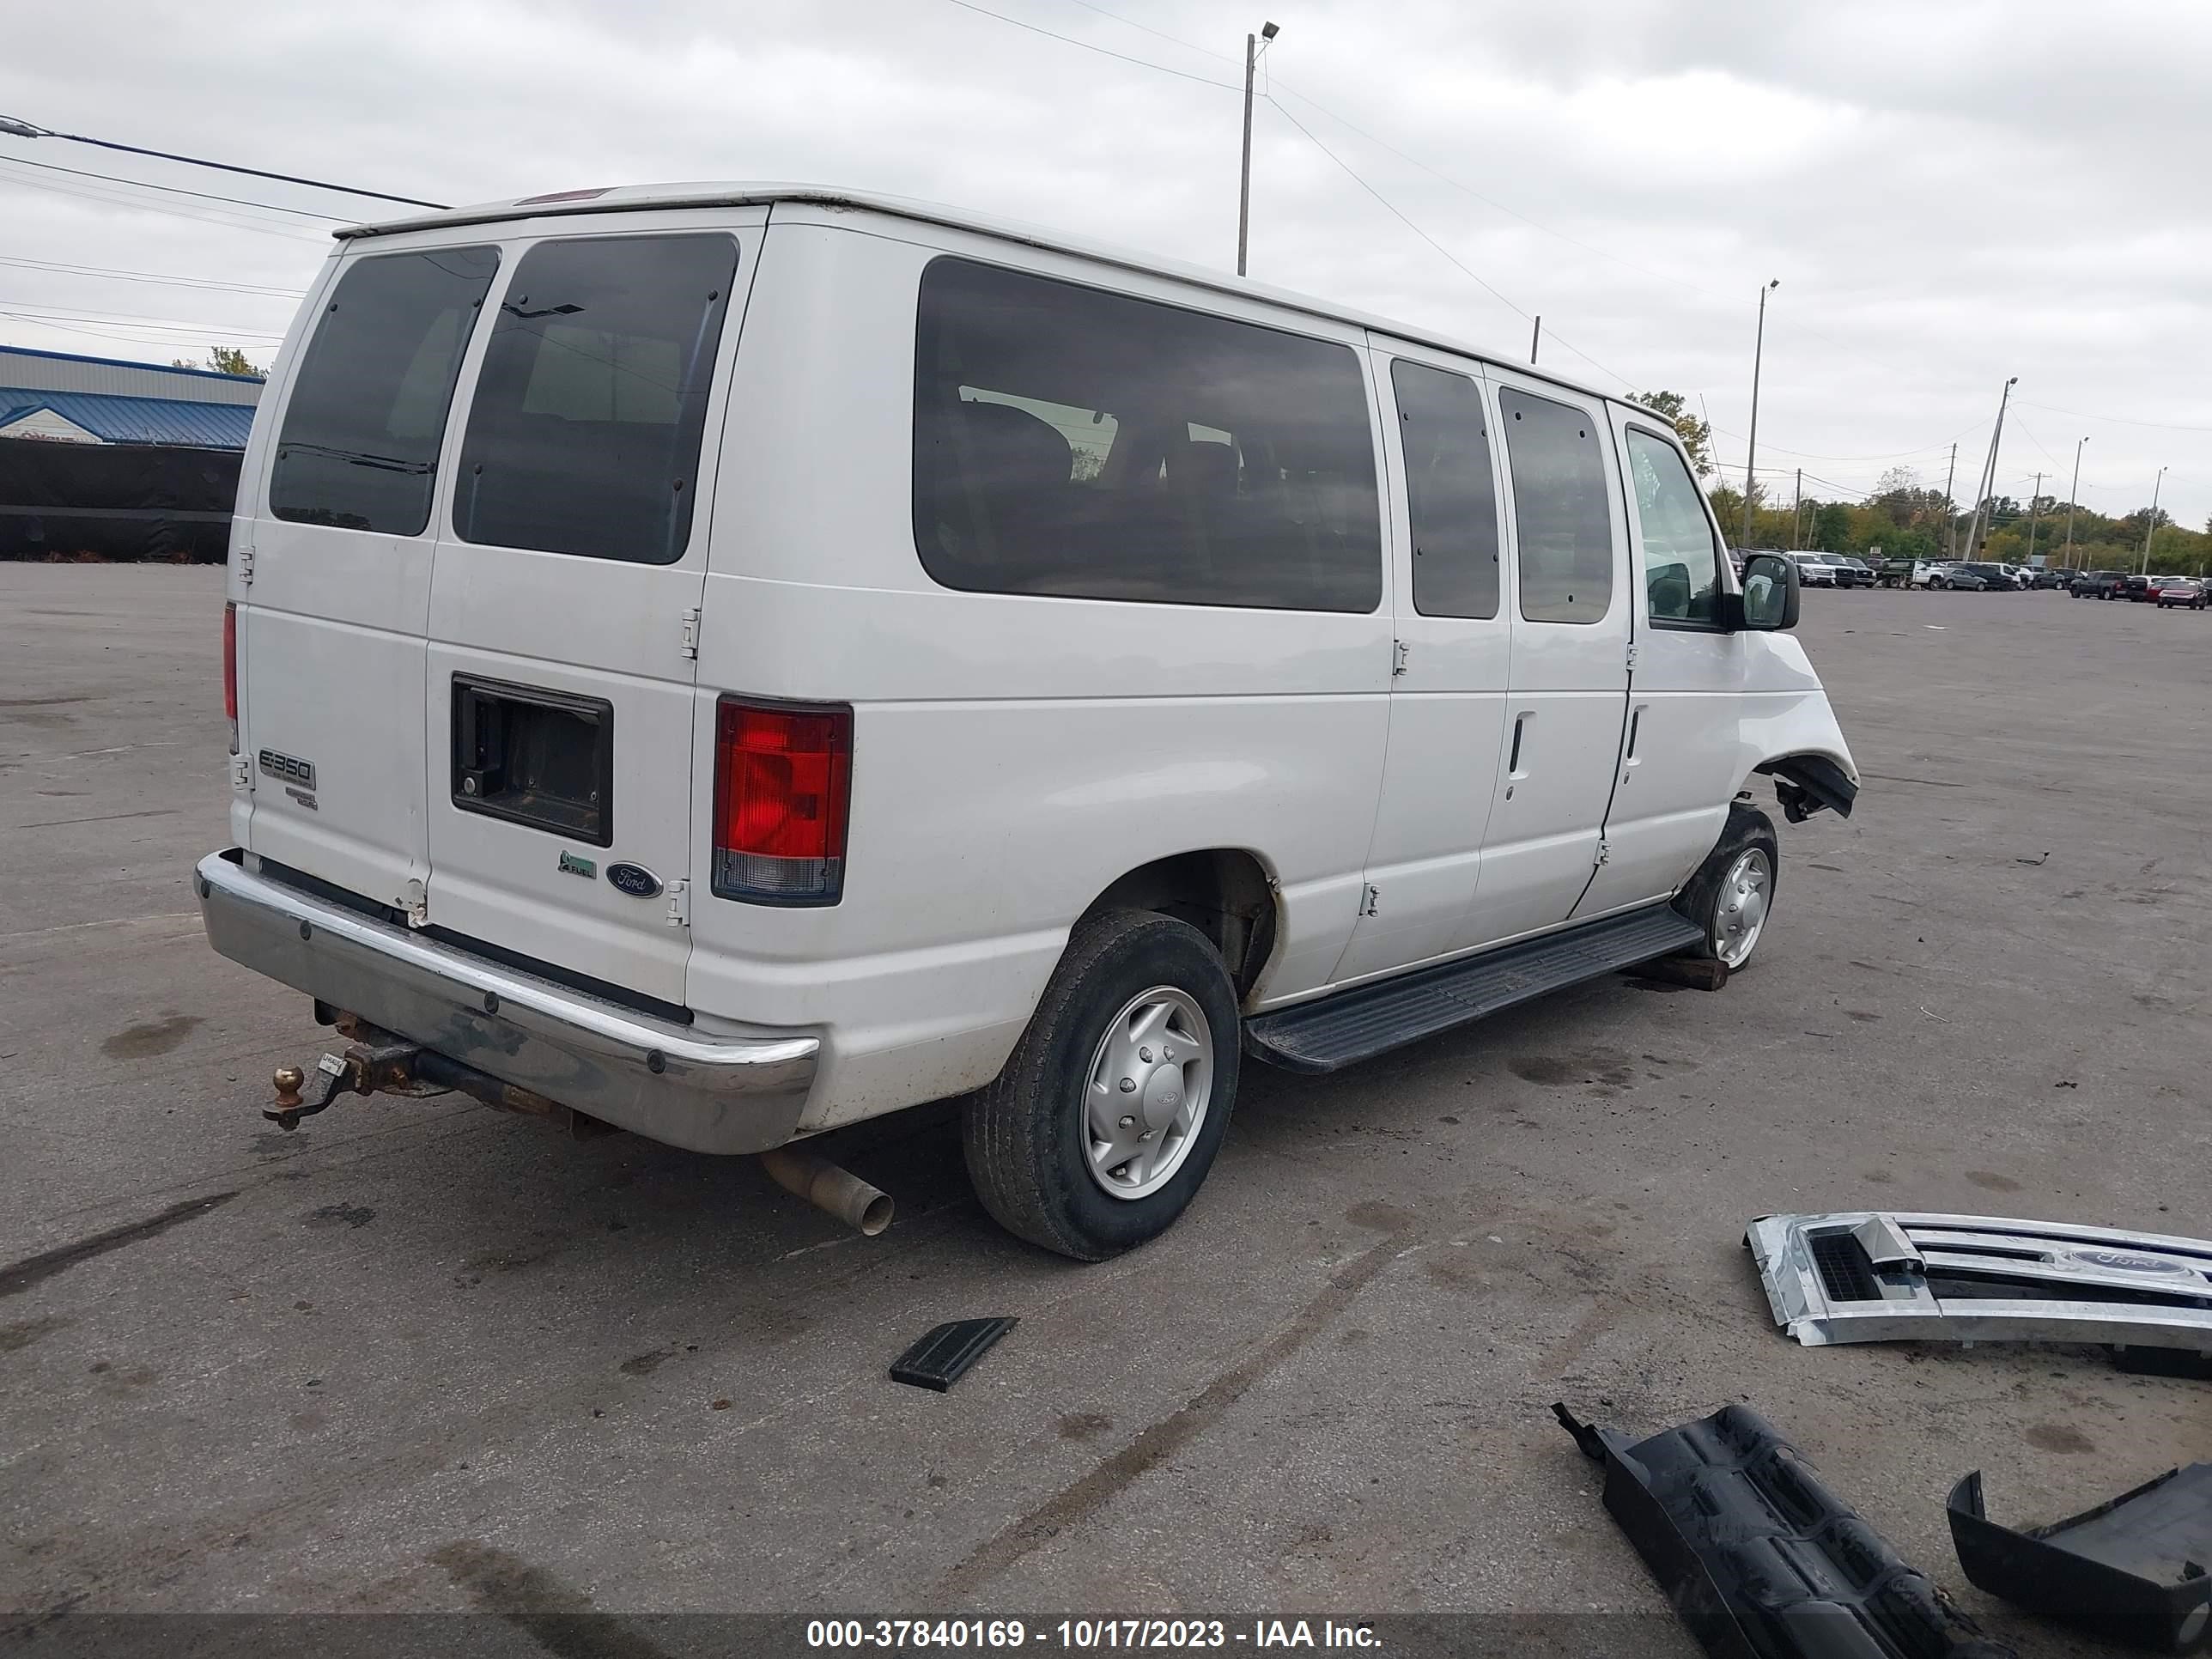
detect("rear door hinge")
(1359, 883), (1381, 917)
(679, 607), (701, 660)
(1392, 639), (1410, 677)
(1594, 839), (1611, 869)
(228, 754), (251, 790)
(1626, 641), (1638, 671)
(235, 544), (254, 585)
(665, 878), (691, 928)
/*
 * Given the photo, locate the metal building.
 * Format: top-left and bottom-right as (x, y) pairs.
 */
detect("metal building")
(0, 345), (261, 449)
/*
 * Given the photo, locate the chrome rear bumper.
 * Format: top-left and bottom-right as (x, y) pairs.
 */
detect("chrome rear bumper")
(195, 849), (817, 1154)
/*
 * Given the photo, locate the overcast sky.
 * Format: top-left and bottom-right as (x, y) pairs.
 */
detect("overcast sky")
(4, 0), (2207, 526)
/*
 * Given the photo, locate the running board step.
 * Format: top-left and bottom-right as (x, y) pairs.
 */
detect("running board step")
(1243, 904), (1706, 1074)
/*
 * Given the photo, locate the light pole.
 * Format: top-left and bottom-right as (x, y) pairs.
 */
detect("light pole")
(2140, 465), (2167, 574)
(1236, 21), (1279, 276)
(1741, 278), (1779, 549)
(1960, 376), (2016, 558)
(2062, 437), (2086, 568)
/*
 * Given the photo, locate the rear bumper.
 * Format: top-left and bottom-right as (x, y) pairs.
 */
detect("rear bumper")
(194, 849), (817, 1154)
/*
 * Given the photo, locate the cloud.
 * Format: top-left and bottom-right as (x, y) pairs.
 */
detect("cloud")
(0, 0), (2202, 519)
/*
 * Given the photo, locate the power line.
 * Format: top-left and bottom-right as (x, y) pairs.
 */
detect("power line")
(935, 0), (1242, 89)
(1054, 0), (1238, 63)
(0, 159), (330, 243)
(0, 114), (446, 209)
(2017, 397), (2212, 435)
(0, 153), (340, 218)
(0, 298), (287, 337)
(0, 253), (304, 297)
(1262, 95), (1638, 391)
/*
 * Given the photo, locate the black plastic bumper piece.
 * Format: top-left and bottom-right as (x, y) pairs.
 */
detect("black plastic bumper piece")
(1553, 1401), (2014, 1659)
(890, 1317), (1017, 1392)
(1948, 1466), (2212, 1652)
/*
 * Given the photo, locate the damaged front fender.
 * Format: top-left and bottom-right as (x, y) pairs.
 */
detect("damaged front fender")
(1759, 752), (1859, 823)
(1735, 632), (1861, 823)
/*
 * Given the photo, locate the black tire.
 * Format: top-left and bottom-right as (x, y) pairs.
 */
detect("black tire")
(1674, 804), (1781, 971)
(963, 908), (1241, 1261)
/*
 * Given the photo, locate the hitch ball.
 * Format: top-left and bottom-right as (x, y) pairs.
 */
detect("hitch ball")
(272, 1065), (306, 1109)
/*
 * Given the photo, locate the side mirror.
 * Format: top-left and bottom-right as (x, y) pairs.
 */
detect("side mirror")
(1737, 552), (1800, 630)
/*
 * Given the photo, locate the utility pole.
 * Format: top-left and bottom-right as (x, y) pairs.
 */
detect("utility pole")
(1236, 22), (1279, 276)
(1529, 315), (1541, 365)
(2025, 471), (2042, 566)
(1791, 468), (1803, 550)
(1942, 441), (1958, 558)
(2063, 437), (2087, 568)
(2140, 465), (2167, 574)
(1741, 278), (1780, 549)
(1960, 376), (2016, 559)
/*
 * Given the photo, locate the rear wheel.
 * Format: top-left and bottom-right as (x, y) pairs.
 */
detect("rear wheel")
(1674, 805), (1780, 971)
(963, 908), (1241, 1261)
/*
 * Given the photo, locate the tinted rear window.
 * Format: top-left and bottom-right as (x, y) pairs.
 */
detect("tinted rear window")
(456, 234), (738, 564)
(270, 247), (500, 535)
(914, 258), (1381, 612)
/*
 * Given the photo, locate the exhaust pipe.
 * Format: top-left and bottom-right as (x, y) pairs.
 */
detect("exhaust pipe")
(759, 1147), (893, 1237)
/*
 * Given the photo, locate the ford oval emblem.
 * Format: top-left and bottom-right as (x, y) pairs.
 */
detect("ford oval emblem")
(605, 862), (662, 899)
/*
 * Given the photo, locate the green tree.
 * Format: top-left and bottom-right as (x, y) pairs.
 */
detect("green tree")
(1810, 502), (1851, 553)
(1626, 390), (1714, 477)
(172, 345), (264, 377)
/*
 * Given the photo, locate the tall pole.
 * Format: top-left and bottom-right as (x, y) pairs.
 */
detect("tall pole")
(2140, 466), (2166, 574)
(1942, 441), (1958, 558)
(2025, 471), (2042, 566)
(1791, 467), (1803, 550)
(1741, 278), (1779, 549)
(1237, 33), (1256, 276)
(2062, 437), (2086, 567)
(1961, 376), (2015, 559)
(1529, 315), (1541, 364)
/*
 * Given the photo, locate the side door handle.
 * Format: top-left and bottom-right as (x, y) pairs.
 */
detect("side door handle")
(1508, 713), (1532, 779)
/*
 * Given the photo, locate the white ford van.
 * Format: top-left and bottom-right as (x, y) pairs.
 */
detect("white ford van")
(198, 184), (1857, 1260)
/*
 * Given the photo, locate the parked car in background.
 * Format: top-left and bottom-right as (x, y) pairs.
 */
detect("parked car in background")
(1926, 562), (1984, 590)
(2122, 575), (2155, 601)
(1789, 552), (1848, 587)
(1828, 556), (1875, 587)
(2029, 566), (2069, 589)
(2154, 577), (2208, 610)
(2069, 568), (2128, 599)
(1962, 562), (2023, 591)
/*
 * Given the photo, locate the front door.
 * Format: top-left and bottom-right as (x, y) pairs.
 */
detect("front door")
(1457, 372), (1632, 949)
(1332, 344), (1513, 982)
(422, 217), (764, 1006)
(1577, 411), (1743, 915)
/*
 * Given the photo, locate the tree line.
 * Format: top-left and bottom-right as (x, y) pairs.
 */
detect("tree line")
(1628, 392), (2207, 574)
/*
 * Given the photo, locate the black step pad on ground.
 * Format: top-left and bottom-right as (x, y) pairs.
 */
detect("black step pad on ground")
(1243, 902), (1706, 1074)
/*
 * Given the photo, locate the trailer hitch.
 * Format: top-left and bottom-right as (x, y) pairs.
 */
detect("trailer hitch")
(266, 1040), (429, 1130)
(266, 1021), (568, 1131)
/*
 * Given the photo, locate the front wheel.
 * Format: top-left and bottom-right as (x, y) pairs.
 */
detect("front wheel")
(1674, 805), (1780, 971)
(963, 908), (1241, 1261)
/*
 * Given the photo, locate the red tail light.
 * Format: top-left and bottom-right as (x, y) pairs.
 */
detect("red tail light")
(712, 697), (852, 905)
(222, 601), (239, 754)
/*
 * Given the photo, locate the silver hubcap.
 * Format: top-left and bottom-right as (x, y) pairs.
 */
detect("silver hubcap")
(1714, 848), (1771, 968)
(1083, 986), (1213, 1201)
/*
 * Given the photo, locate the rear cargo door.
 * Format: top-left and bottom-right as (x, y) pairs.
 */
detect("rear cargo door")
(422, 216), (763, 1006)
(240, 243), (503, 915)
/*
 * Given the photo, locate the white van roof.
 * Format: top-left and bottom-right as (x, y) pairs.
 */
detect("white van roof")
(338, 180), (1634, 413)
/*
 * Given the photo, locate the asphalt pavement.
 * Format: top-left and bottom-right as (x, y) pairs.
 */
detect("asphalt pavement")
(4, 565), (2208, 1654)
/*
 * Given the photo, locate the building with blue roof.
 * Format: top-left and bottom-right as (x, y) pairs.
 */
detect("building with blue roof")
(0, 344), (262, 451)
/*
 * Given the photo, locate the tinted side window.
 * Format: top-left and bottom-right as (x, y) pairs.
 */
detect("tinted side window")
(1498, 388), (1614, 624)
(270, 247), (500, 535)
(1626, 428), (1721, 624)
(1389, 359), (1499, 619)
(456, 234), (737, 564)
(914, 258), (1381, 612)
